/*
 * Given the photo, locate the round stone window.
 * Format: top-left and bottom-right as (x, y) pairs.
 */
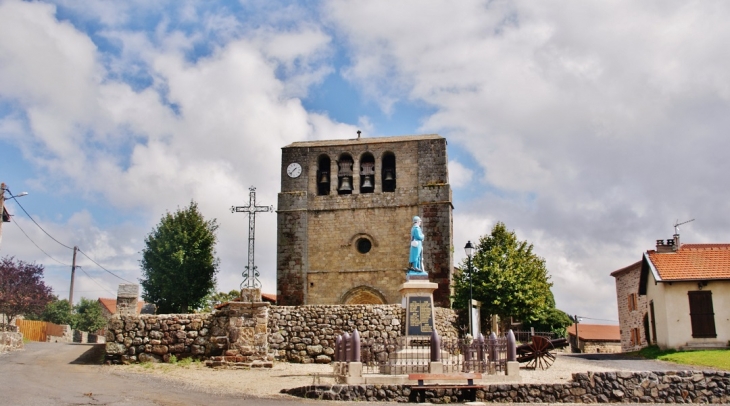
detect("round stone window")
(356, 238), (372, 254)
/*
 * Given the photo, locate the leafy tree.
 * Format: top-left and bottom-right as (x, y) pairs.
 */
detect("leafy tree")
(140, 201), (219, 313)
(27, 297), (75, 326)
(199, 289), (240, 313)
(74, 297), (107, 332)
(521, 307), (574, 338)
(0, 256), (53, 328)
(453, 222), (554, 332)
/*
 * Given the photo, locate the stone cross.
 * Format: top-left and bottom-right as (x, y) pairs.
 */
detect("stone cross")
(231, 186), (273, 288)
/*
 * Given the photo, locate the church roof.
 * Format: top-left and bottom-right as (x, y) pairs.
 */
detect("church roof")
(284, 134), (443, 148)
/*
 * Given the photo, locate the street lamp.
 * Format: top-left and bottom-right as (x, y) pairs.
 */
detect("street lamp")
(464, 240), (474, 337)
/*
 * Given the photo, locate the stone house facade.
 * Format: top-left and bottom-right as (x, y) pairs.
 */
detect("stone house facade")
(610, 260), (649, 352)
(277, 134), (453, 307)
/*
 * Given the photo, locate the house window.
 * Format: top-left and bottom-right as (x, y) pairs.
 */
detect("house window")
(627, 293), (638, 311)
(688, 291), (717, 338)
(630, 327), (641, 346)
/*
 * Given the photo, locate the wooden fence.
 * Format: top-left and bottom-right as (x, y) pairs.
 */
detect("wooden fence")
(15, 319), (65, 342)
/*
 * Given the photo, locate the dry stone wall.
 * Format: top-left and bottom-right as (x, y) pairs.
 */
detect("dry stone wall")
(269, 305), (458, 364)
(105, 304), (459, 364)
(0, 331), (23, 353)
(285, 371), (730, 403)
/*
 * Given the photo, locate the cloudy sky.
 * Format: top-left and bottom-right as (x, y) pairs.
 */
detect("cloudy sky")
(2, 0), (728, 324)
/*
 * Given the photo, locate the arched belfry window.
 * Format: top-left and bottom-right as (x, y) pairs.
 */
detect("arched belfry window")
(337, 153), (353, 195)
(382, 152), (396, 192)
(359, 152), (375, 194)
(317, 154), (331, 196)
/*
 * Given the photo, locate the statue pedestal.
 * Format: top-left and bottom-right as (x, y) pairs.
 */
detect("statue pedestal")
(381, 279), (438, 374)
(400, 279), (438, 339)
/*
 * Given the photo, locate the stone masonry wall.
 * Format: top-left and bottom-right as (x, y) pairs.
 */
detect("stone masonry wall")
(278, 135), (453, 307)
(105, 304), (459, 364)
(105, 313), (218, 364)
(0, 331), (23, 353)
(269, 305), (458, 363)
(285, 371), (730, 403)
(613, 261), (648, 351)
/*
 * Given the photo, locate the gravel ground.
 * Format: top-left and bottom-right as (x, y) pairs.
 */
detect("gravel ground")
(113, 352), (713, 399)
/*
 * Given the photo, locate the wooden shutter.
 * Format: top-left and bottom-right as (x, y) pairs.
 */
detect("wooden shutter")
(688, 291), (717, 338)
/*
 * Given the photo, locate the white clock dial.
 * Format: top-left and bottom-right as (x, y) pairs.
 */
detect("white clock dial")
(287, 162), (302, 178)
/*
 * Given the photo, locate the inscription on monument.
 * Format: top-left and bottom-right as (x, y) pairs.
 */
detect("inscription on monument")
(407, 296), (434, 336)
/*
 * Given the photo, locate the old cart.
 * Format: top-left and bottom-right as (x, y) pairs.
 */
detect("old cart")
(515, 336), (568, 370)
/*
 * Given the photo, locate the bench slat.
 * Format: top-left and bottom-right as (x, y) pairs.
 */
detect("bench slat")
(408, 373), (482, 380)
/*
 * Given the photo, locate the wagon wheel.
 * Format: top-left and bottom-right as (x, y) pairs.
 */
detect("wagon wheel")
(525, 335), (555, 370)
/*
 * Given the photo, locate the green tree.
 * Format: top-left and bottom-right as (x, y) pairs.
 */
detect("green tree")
(140, 201), (219, 313)
(521, 307), (574, 338)
(74, 298), (107, 332)
(30, 297), (75, 326)
(453, 222), (554, 332)
(199, 289), (240, 313)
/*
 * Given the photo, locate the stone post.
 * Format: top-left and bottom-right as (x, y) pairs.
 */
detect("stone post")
(116, 284), (139, 316)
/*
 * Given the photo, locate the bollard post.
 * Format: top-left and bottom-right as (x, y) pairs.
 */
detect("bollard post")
(343, 332), (352, 362)
(488, 332), (498, 363)
(476, 333), (485, 363)
(430, 329), (441, 362)
(335, 334), (342, 362)
(351, 329), (361, 362)
(507, 329), (517, 362)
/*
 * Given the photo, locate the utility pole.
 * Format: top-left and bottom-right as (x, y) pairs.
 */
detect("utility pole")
(0, 183), (6, 248)
(574, 314), (581, 353)
(69, 246), (78, 306)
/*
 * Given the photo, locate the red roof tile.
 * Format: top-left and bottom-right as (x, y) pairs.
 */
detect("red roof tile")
(646, 244), (730, 281)
(568, 324), (620, 341)
(97, 298), (146, 315)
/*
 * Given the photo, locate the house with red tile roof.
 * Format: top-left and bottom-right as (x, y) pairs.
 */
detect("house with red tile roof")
(567, 323), (621, 353)
(97, 298), (148, 318)
(631, 234), (730, 350)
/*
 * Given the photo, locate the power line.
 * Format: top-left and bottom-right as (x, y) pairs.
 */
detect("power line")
(10, 220), (70, 266)
(6, 189), (134, 285)
(6, 190), (74, 250)
(77, 248), (134, 284)
(76, 266), (116, 296)
(579, 316), (619, 323)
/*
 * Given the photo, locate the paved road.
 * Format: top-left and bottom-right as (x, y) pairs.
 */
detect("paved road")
(0, 342), (398, 406)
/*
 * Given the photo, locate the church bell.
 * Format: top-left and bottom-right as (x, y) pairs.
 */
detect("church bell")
(319, 171), (329, 184)
(361, 175), (373, 189)
(338, 176), (352, 191)
(384, 169), (395, 181)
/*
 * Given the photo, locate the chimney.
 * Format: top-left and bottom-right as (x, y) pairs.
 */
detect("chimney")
(656, 238), (675, 253)
(673, 233), (680, 251)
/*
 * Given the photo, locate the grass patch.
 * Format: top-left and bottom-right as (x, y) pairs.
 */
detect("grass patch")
(168, 354), (178, 364)
(639, 345), (730, 370)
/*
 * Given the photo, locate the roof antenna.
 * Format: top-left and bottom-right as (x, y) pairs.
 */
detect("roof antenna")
(674, 218), (694, 235)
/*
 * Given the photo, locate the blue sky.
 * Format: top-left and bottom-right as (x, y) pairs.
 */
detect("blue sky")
(2, 0), (730, 324)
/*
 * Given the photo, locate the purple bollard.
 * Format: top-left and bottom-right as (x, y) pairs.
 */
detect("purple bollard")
(488, 332), (498, 362)
(343, 332), (352, 362)
(430, 329), (441, 362)
(335, 334), (342, 362)
(507, 330), (517, 362)
(351, 329), (361, 362)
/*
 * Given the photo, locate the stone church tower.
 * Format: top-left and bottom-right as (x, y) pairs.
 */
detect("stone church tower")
(277, 134), (453, 307)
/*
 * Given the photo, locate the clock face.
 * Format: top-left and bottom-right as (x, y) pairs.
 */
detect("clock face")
(286, 162), (302, 178)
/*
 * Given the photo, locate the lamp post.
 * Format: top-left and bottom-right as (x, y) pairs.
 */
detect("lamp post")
(464, 240), (474, 337)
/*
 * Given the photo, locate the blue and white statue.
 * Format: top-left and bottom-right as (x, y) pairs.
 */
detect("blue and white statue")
(408, 216), (426, 275)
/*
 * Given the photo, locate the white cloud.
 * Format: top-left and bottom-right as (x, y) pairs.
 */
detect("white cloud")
(325, 0), (730, 321)
(448, 160), (474, 189)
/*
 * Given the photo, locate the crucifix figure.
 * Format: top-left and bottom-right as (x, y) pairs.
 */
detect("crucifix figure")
(231, 186), (274, 289)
